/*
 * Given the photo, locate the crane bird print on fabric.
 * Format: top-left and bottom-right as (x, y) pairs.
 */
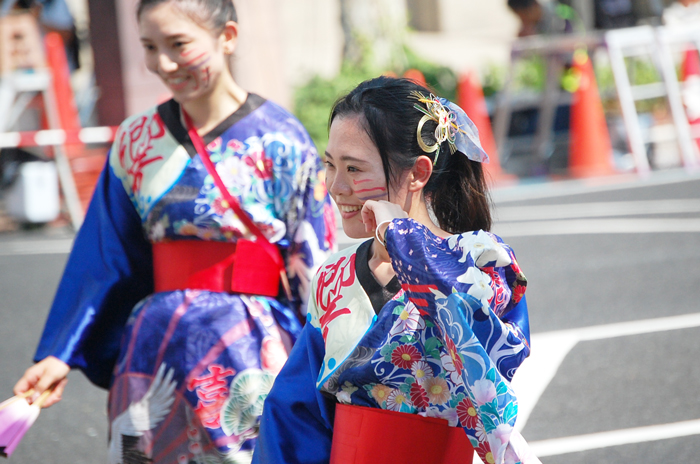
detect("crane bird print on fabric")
(109, 364), (177, 464)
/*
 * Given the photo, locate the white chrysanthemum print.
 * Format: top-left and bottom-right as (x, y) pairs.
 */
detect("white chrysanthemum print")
(386, 389), (410, 412)
(410, 361), (434, 384)
(215, 155), (252, 194)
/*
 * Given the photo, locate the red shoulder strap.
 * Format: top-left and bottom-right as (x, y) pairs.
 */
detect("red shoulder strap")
(182, 109), (292, 300)
(182, 109), (270, 245)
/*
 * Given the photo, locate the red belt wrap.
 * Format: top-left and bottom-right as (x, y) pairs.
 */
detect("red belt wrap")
(152, 240), (281, 296)
(330, 403), (474, 464)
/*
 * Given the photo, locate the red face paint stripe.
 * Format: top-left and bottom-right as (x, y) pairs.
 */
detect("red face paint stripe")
(183, 52), (207, 67)
(355, 187), (387, 194)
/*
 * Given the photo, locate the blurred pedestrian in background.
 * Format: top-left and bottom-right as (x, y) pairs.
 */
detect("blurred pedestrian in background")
(254, 76), (539, 464)
(507, 0), (570, 36)
(3, 0), (80, 70)
(13, 0), (335, 462)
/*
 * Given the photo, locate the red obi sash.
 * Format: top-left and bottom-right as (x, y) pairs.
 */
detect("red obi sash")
(331, 403), (474, 464)
(152, 240), (281, 297)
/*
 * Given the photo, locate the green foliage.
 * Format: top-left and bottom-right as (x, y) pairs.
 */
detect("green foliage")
(293, 45), (458, 157)
(481, 55), (548, 95)
(481, 63), (506, 98)
(400, 46), (457, 101)
(513, 55), (547, 92)
(479, 51), (666, 116)
(293, 61), (376, 158)
(596, 56), (664, 114)
(625, 57), (661, 87)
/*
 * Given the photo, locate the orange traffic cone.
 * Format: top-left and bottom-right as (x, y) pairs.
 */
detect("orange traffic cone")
(403, 69), (427, 88)
(457, 72), (516, 186)
(681, 47), (700, 153)
(568, 50), (615, 178)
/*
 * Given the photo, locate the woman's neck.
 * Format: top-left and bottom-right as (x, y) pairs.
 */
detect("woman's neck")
(368, 240), (394, 286)
(181, 75), (248, 134)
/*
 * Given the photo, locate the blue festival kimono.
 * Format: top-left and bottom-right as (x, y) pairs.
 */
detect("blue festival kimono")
(34, 94), (335, 464)
(255, 218), (541, 464)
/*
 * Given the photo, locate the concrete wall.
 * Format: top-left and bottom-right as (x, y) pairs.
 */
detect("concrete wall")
(233, 0), (290, 108)
(277, 0), (344, 88)
(406, 0), (520, 77)
(114, 0), (171, 117)
(276, 0), (519, 87)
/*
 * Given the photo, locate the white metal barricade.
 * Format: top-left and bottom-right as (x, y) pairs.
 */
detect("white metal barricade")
(606, 25), (700, 173)
(656, 24), (700, 168)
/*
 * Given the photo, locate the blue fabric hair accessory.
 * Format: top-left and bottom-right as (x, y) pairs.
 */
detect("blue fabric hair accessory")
(410, 91), (490, 165)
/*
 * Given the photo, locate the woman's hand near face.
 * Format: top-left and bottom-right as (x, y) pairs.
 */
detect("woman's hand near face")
(14, 356), (70, 408)
(361, 200), (408, 243)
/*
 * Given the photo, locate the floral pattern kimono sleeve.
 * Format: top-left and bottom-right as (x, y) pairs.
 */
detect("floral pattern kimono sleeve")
(384, 218), (539, 464)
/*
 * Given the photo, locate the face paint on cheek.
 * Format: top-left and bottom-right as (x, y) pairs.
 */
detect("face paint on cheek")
(189, 57), (211, 72)
(355, 185), (388, 201)
(183, 51), (208, 67)
(183, 52), (212, 91)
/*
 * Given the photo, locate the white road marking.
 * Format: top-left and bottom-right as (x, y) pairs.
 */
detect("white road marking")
(511, 333), (579, 433)
(494, 218), (700, 237)
(512, 313), (700, 454)
(528, 419), (700, 457)
(495, 199), (700, 222)
(0, 239), (73, 256)
(491, 168), (700, 203)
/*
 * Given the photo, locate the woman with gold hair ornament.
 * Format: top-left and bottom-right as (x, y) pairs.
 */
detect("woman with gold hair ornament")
(253, 76), (541, 464)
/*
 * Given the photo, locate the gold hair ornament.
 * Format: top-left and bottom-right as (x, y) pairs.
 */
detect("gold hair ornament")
(410, 91), (490, 165)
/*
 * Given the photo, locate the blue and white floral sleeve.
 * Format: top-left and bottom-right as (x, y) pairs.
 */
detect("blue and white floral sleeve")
(385, 218), (530, 378)
(384, 218), (539, 464)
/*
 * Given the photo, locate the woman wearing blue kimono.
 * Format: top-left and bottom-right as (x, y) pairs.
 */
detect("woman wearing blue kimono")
(254, 77), (540, 464)
(13, 1), (334, 463)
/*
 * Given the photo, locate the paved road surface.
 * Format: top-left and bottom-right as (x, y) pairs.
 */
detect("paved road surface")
(1, 169), (699, 463)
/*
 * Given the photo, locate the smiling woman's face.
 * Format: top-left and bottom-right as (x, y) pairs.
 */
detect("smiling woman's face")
(325, 115), (409, 239)
(139, 2), (230, 105)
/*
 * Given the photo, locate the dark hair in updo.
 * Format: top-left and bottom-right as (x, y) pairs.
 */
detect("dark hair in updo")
(136, 0), (237, 32)
(329, 76), (491, 233)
